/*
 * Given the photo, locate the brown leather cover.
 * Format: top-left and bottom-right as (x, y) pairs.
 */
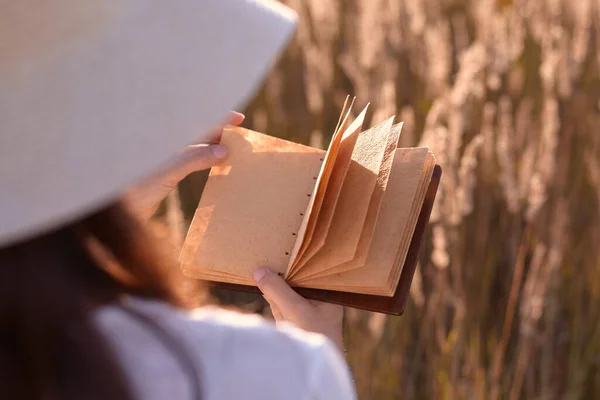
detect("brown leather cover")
(205, 165), (442, 316)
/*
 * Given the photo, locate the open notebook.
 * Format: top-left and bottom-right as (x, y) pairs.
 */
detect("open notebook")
(180, 98), (441, 315)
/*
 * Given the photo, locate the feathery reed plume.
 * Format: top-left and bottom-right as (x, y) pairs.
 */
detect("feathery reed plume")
(409, 263), (425, 308)
(497, 96), (520, 213)
(456, 135), (483, 219)
(431, 225), (449, 270)
(399, 106), (416, 147)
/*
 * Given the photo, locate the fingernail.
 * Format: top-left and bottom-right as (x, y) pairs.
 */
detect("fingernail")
(211, 145), (228, 159)
(231, 111), (245, 121)
(252, 268), (267, 282)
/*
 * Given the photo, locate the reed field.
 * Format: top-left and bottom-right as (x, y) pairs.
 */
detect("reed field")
(159, 0), (600, 398)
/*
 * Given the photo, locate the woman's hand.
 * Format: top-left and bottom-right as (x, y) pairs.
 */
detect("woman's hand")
(253, 268), (345, 352)
(125, 111), (245, 220)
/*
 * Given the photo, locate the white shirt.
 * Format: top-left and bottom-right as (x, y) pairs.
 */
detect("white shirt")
(94, 297), (357, 400)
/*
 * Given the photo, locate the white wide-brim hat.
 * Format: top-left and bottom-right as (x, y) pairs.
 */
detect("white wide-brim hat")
(0, 0), (297, 247)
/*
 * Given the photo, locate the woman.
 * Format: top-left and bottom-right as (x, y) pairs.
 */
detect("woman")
(0, 1), (355, 399)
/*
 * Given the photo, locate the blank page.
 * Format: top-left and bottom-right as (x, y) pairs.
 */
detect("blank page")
(384, 152), (435, 294)
(287, 101), (360, 276)
(289, 107), (368, 277)
(286, 108), (350, 275)
(292, 117), (395, 277)
(180, 127), (323, 278)
(294, 148), (429, 293)
(291, 121), (403, 281)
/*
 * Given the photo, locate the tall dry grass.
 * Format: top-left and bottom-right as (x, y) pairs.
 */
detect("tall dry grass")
(165, 0), (600, 398)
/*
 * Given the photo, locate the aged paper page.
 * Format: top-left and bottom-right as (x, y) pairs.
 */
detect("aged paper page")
(289, 107), (368, 277)
(180, 127), (323, 278)
(295, 148), (429, 293)
(292, 122), (403, 281)
(287, 101), (360, 276)
(293, 117), (395, 276)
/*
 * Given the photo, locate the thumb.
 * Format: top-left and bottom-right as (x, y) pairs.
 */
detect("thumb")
(253, 268), (311, 319)
(170, 144), (228, 181)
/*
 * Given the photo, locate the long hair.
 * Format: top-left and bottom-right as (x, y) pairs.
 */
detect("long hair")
(0, 201), (194, 399)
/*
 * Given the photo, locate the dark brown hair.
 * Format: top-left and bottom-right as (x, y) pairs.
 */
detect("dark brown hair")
(0, 201), (194, 400)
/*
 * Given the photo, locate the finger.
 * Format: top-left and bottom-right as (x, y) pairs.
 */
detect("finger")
(195, 111), (245, 143)
(169, 144), (228, 181)
(311, 300), (344, 321)
(253, 268), (312, 319)
(228, 111), (245, 126)
(269, 300), (284, 321)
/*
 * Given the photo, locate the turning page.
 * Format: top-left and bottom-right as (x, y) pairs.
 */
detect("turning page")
(289, 106), (367, 276)
(288, 116), (395, 279)
(291, 121), (403, 281)
(285, 106), (349, 274)
(296, 148), (433, 295)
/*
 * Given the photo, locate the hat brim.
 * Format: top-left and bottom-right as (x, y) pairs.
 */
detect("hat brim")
(0, 0), (297, 246)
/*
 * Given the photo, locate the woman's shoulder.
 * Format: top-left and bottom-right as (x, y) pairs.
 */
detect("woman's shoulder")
(94, 297), (356, 400)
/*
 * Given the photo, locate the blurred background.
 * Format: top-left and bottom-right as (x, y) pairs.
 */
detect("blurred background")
(160, 0), (600, 398)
